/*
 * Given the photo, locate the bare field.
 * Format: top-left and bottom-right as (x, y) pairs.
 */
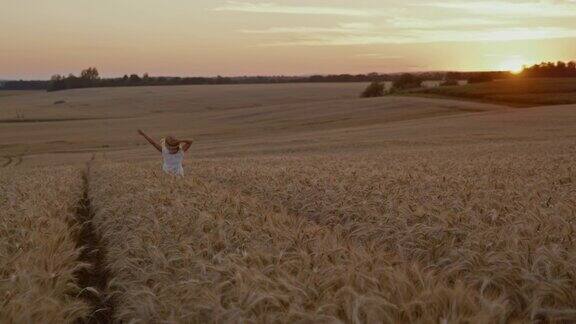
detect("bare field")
(0, 83), (509, 166)
(1, 83), (576, 322)
(0, 90), (41, 98)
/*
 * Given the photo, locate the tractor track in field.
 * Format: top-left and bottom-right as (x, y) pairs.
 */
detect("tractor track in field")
(1, 156), (12, 167)
(2, 146), (29, 168)
(73, 161), (115, 324)
(14, 155), (22, 166)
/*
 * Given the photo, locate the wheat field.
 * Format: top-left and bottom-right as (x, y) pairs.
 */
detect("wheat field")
(0, 167), (90, 323)
(83, 139), (575, 323)
(1, 84), (575, 323)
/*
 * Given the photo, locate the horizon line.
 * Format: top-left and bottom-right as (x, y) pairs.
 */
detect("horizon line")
(0, 69), (515, 82)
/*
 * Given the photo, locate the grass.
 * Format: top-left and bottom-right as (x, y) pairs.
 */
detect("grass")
(0, 167), (90, 323)
(406, 78), (576, 107)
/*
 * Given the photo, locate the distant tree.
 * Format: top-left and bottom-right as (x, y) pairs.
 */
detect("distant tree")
(80, 67), (99, 81)
(47, 74), (65, 91)
(4, 80), (49, 91)
(63, 73), (80, 89)
(361, 81), (385, 98)
(366, 72), (380, 81)
(215, 75), (233, 84)
(520, 60), (576, 78)
(394, 73), (422, 90)
(129, 74), (141, 84)
(468, 73), (494, 83)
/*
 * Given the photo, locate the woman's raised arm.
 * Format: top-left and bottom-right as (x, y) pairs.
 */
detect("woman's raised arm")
(138, 129), (162, 152)
(180, 139), (194, 152)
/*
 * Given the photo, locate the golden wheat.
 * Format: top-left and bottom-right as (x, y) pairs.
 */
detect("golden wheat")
(86, 137), (575, 323)
(0, 167), (90, 323)
(194, 141), (576, 322)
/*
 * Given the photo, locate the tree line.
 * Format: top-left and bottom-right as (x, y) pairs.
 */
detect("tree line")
(45, 68), (458, 92)
(520, 60), (576, 78)
(360, 71), (511, 98)
(46, 69), (515, 92)
(1, 68), (491, 91)
(0, 80), (49, 90)
(6, 62), (573, 92)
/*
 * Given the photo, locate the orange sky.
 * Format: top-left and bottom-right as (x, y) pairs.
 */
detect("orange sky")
(1, 0), (575, 79)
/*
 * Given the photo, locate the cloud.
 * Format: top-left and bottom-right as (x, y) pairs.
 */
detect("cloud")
(241, 18), (509, 35)
(241, 22), (377, 34)
(425, 1), (576, 17)
(355, 53), (404, 59)
(217, 0), (576, 47)
(256, 26), (576, 46)
(483, 54), (523, 57)
(387, 17), (512, 29)
(213, 1), (394, 17)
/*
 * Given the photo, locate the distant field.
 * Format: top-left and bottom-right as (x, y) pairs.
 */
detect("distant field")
(0, 83), (506, 166)
(408, 78), (576, 107)
(0, 90), (40, 98)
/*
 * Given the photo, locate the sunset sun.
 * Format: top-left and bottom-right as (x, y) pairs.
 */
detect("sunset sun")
(498, 58), (527, 74)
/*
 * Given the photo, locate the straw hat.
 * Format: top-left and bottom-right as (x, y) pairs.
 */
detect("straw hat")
(164, 135), (180, 150)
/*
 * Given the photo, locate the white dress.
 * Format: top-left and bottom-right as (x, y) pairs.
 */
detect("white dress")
(161, 142), (184, 176)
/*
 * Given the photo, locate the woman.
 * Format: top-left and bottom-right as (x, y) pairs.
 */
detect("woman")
(137, 129), (193, 176)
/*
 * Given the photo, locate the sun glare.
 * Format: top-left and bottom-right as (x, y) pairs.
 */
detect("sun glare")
(499, 58), (526, 74)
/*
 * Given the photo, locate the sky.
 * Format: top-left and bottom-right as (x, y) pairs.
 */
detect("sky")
(1, 0), (575, 79)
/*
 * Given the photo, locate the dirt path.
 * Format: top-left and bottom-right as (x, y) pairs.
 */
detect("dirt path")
(73, 162), (115, 324)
